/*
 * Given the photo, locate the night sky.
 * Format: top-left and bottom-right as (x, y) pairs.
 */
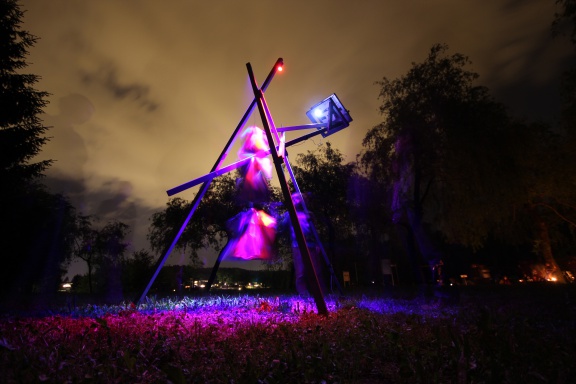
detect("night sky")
(21, 1), (572, 273)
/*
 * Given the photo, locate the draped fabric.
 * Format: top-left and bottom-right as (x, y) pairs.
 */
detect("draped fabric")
(222, 208), (276, 260)
(236, 126), (272, 204)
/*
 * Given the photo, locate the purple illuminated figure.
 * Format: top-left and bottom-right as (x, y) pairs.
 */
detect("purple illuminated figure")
(282, 193), (327, 295)
(236, 126), (273, 204)
(221, 208), (276, 260)
(222, 126), (277, 261)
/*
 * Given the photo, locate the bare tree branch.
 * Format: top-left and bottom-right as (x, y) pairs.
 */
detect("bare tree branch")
(535, 202), (576, 227)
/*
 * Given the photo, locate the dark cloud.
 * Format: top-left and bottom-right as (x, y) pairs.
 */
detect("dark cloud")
(43, 174), (86, 198)
(80, 64), (159, 112)
(44, 173), (157, 250)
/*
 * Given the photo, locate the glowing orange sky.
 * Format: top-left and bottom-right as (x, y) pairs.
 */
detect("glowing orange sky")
(20, 0), (573, 270)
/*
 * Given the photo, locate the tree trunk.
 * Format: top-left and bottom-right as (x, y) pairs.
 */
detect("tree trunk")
(406, 208), (442, 267)
(87, 262), (93, 294)
(537, 220), (566, 283)
(396, 223), (425, 284)
(407, 154), (442, 280)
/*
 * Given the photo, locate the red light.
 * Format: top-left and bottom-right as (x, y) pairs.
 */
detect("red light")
(277, 65), (283, 72)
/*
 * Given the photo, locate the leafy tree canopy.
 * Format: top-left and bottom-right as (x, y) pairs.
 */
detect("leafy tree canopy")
(361, 44), (520, 250)
(147, 174), (240, 263)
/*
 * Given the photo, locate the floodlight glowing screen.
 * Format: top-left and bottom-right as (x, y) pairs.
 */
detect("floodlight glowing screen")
(306, 93), (352, 138)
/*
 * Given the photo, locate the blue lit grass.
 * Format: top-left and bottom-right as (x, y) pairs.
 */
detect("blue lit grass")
(61, 291), (458, 320)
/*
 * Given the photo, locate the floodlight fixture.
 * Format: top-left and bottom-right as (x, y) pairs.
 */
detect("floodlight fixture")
(306, 93), (352, 137)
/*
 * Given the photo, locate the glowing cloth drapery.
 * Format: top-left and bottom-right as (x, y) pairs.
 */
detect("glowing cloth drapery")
(223, 126), (277, 260)
(222, 208), (277, 260)
(236, 126), (272, 204)
(239, 126), (270, 155)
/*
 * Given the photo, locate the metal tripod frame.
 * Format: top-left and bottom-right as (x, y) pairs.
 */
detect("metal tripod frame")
(137, 58), (348, 314)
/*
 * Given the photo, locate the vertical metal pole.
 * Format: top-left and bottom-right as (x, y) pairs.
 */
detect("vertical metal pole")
(137, 58), (284, 305)
(261, 96), (342, 294)
(246, 62), (328, 315)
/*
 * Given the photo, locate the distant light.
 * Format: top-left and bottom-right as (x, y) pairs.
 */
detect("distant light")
(62, 283), (72, 289)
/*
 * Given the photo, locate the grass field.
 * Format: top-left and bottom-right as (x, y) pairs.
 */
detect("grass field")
(1, 284), (575, 383)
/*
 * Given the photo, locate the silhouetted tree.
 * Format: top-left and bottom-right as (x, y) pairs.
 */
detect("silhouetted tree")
(507, 120), (576, 282)
(553, 0), (576, 44)
(0, 0), (60, 297)
(73, 218), (129, 296)
(147, 174), (239, 265)
(290, 143), (358, 283)
(92, 220), (129, 301)
(71, 215), (97, 293)
(0, 0), (50, 185)
(121, 249), (154, 295)
(360, 44), (519, 283)
(347, 172), (401, 284)
(539, 3), (576, 277)
(553, 0), (576, 139)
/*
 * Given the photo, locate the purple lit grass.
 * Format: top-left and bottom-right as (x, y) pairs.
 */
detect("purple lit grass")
(1, 287), (574, 383)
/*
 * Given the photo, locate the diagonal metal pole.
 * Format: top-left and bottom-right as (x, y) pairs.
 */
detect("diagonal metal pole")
(167, 127), (328, 196)
(283, 156), (344, 295)
(258, 84), (342, 296)
(136, 58), (284, 305)
(247, 62), (328, 315)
